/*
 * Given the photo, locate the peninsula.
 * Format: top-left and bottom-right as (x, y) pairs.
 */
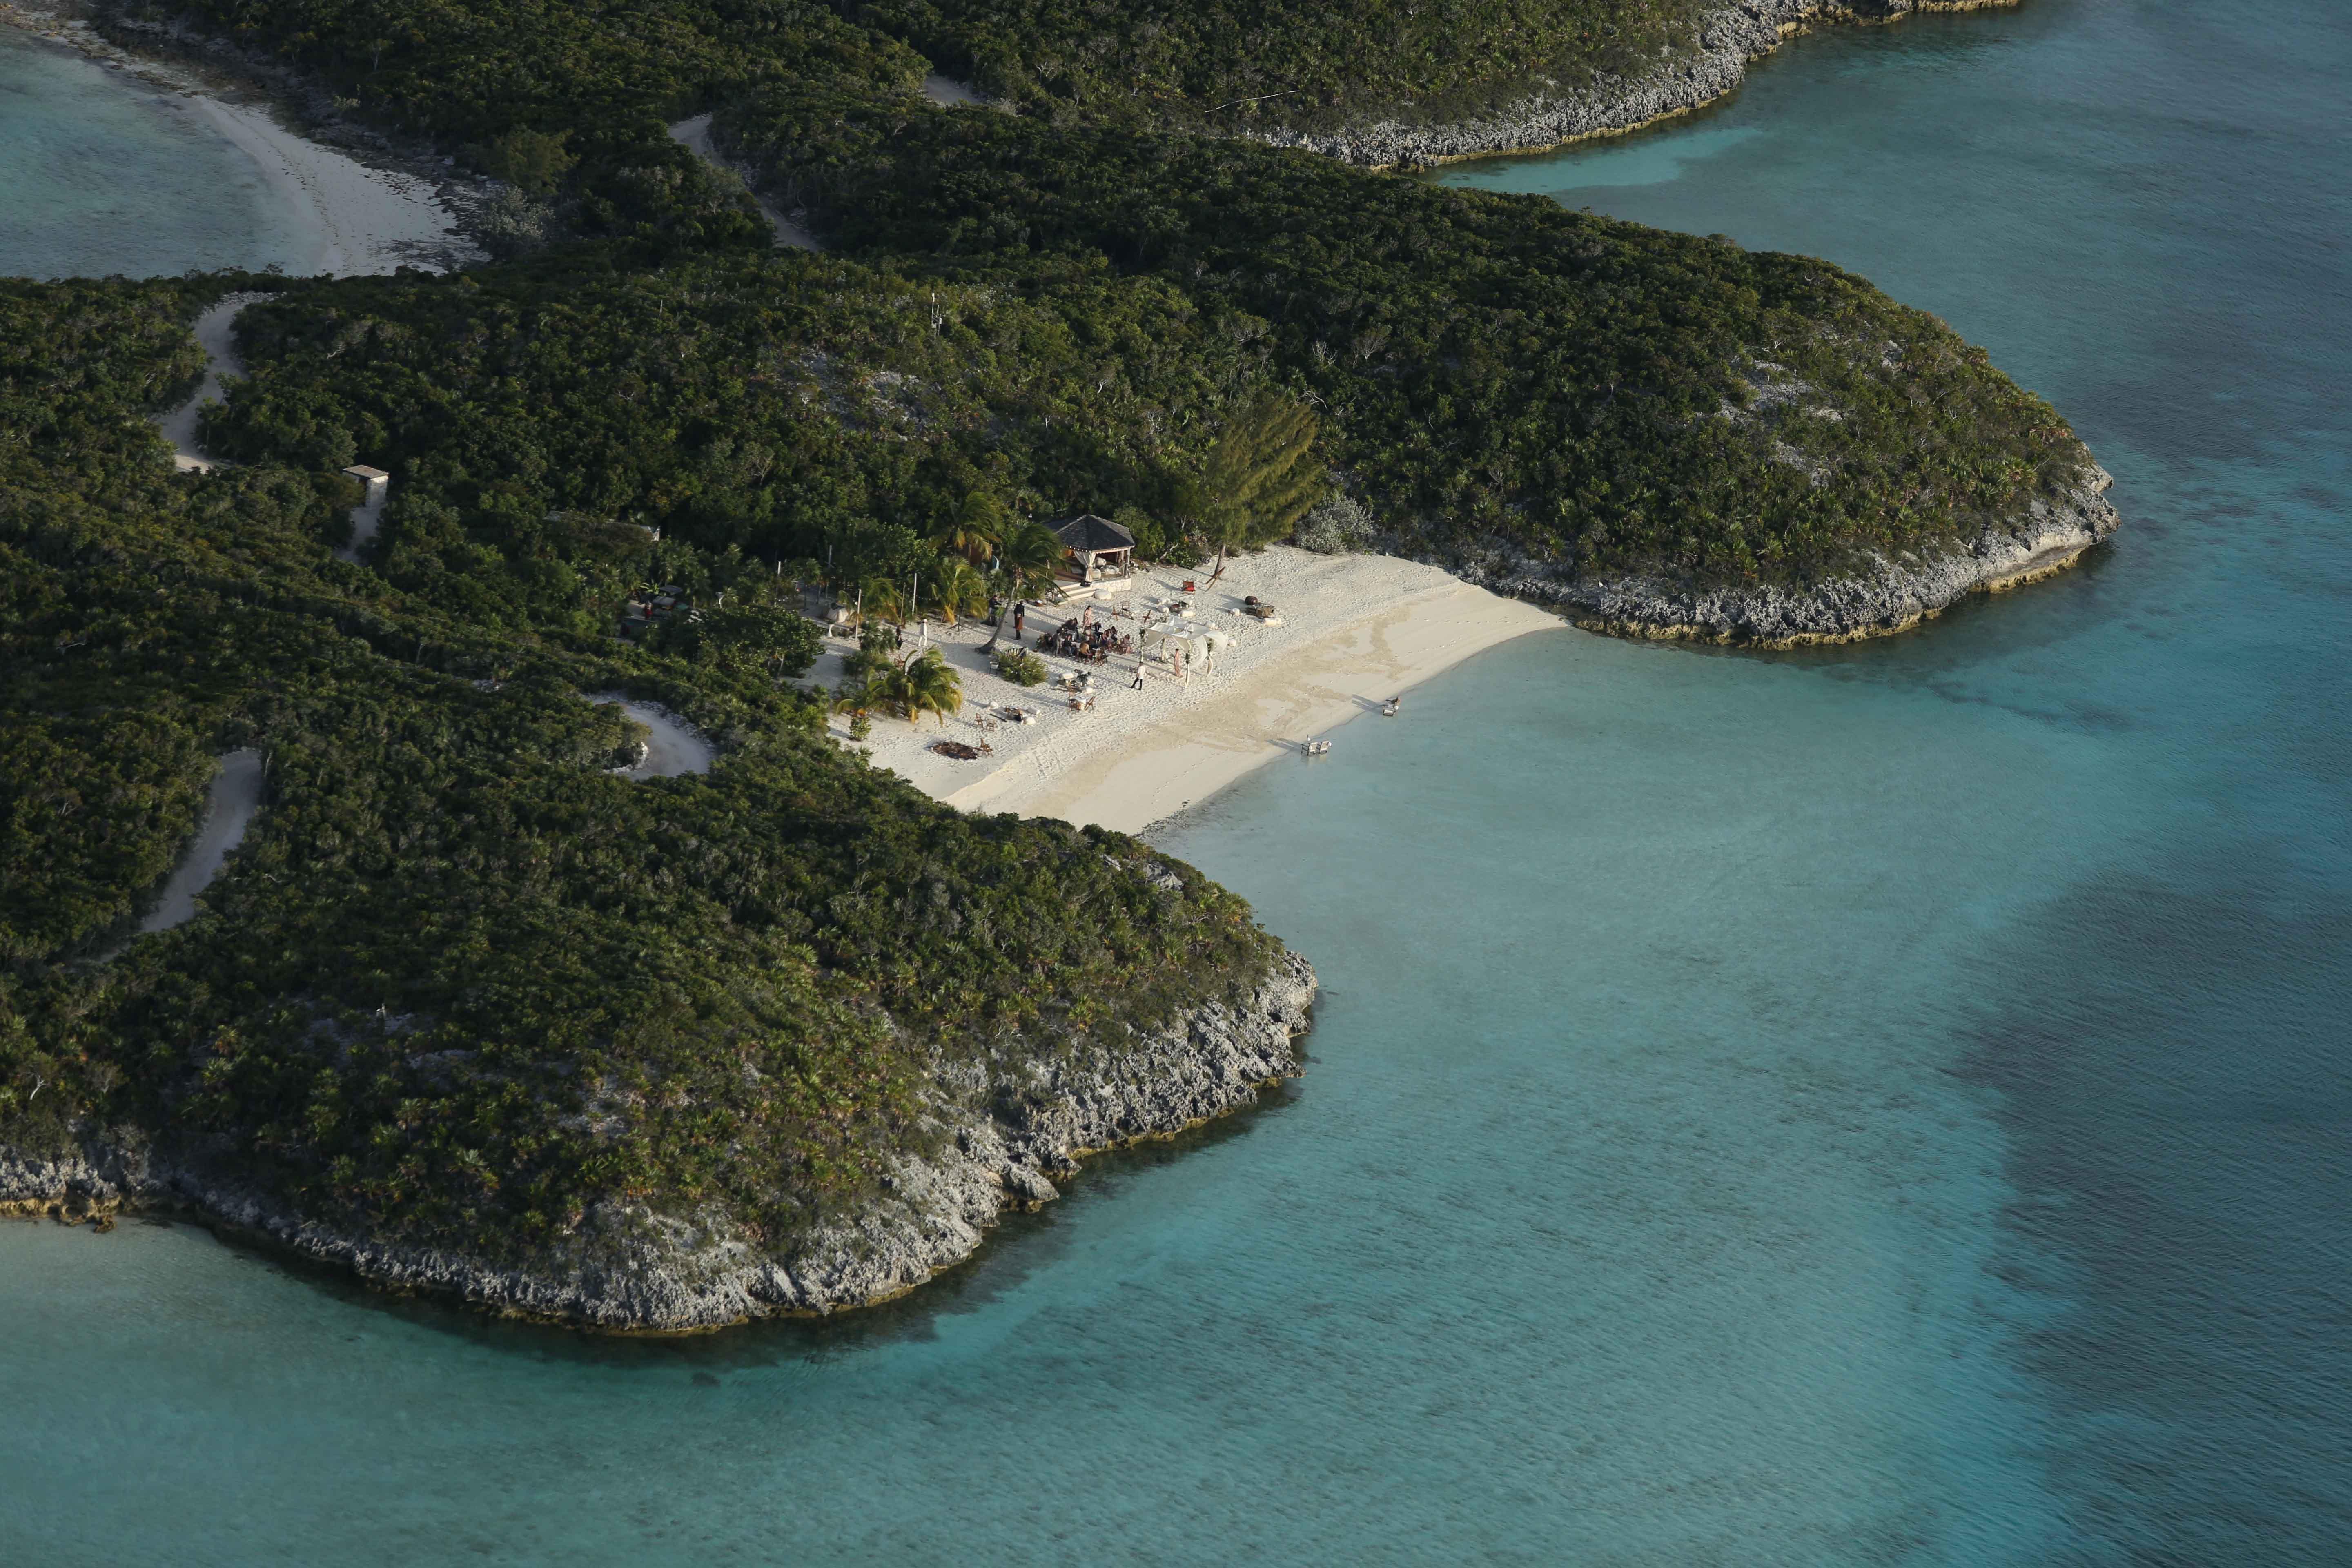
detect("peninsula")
(0, 0), (2114, 1327)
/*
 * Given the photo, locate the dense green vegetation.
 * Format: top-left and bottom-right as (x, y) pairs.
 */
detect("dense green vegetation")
(858, 0), (1720, 131)
(736, 106), (2090, 583)
(117, 0), (2093, 591)
(4, 0), (2100, 1293)
(0, 280), (1279, 1258)
(200, 249), (1270, 601)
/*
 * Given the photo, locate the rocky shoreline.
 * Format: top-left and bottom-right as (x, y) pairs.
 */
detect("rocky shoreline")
(1444, 463), (2119, 648)
(1, 952), (1318, 1332)
(1255, 0), (2020, 169)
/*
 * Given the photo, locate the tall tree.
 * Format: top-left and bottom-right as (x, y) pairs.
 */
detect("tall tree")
(1190, 392), (1326, 579)
(996, 520), (1066, 599)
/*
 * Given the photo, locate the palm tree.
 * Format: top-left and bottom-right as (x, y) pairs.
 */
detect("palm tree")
(899, 648), (963, 727)
(858, 575), (907, 626)
(1191, 391), (1325, 580)
(853, 660), (908, 716)
(933, 492), (1005, 567)
(924, 556), (989, 624)
(996, 519), (1065, 599)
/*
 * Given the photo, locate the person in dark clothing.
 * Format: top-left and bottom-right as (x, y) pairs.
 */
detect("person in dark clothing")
(1013, 602), (1026, 641)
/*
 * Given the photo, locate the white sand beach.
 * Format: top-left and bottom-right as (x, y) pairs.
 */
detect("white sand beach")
(811, 547), (1562, 834)
(190, 96), (472, 276)
(1, 9), (471, 276)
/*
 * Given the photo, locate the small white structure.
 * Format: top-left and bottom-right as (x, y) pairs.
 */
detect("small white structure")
(343, 464), (390, 505)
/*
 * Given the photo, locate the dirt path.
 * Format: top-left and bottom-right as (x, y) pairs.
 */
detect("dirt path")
(666, 115), (820, 250)
(139, 750), (265, 932)
(336, 492), (385, 564)
(591, 696), (717, 778)
(154, 294), (264, 472)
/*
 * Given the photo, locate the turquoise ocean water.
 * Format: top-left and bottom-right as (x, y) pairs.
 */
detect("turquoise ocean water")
(0, 28), (312, 279)
(4, 0), (2348, 1560)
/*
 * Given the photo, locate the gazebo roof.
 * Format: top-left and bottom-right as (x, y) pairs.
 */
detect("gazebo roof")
(1050, 512), (1135, 554)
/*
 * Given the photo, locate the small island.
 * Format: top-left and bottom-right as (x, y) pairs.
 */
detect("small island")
(0, 0), (2113, 1327)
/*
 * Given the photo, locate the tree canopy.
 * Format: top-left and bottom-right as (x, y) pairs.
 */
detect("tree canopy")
(1190, 392), (1326, 556)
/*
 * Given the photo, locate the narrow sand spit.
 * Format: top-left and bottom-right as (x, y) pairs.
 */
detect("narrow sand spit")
(813, 547), (1561, 833)
(189, 96), (473, 275)
(139, 749), (264, 933)
(154, 293), (262, 471)
(666, 114), (820, 250)
(590, 696), (717, 779)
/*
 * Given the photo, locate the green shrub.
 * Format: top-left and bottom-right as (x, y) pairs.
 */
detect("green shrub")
(477, 128), (576, 196)
(993, 648), (1048, 686)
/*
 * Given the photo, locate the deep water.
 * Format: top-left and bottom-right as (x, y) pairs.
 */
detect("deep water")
(0, 28), (311, 278)
(4, 0), (2348, 1561)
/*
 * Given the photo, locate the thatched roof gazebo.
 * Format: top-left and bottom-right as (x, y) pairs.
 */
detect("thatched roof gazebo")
(1051, 513), (1136, 585)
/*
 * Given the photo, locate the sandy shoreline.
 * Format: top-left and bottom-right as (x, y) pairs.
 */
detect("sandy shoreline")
(814, 547), (1561, 835)
(2, 11), (474, 277)
(189, 94), (473, 275)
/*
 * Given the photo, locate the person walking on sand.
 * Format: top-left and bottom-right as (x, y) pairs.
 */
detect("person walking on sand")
(1013, 602), (1026, 641)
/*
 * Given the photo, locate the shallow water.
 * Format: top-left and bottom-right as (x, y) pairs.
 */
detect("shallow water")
(5, 0), (2350, 1561)
(0, 28), (313, 278)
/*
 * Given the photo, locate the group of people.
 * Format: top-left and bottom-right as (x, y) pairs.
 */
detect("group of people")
(1040, 617), (1134, 663)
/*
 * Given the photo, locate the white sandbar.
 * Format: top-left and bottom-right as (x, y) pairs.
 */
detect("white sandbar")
(190, 96), (470, 276)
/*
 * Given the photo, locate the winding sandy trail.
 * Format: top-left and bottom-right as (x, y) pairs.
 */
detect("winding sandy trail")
(154, 294), (263, 472)
(666, 115), (820, 250)
(591, 697), (717, 779)
(157, 298), (387, 560)
(139, 750), (264, 933)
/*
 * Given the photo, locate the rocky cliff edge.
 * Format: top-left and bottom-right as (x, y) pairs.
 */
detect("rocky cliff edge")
(1454, 463), (2118, 647)
(1257, 0), (2018, 169)
(1, 952), (1318, 1331)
